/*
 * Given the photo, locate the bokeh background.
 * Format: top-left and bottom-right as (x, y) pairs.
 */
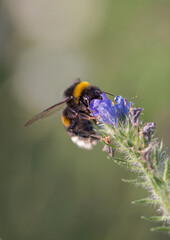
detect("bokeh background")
(1, 0), (170, 239)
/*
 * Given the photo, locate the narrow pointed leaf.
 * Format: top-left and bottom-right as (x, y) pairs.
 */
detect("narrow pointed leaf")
(163, 158), (169, 182)
(103, 142), (116, 149)
(151, 226), (170, 233)
(113, 161), (140, 171)
(122, 179), (139, 184)
(118, 129), (126, 138)
(152, 176), (164, 187)
(113, 158), (134, 164)
(141, 216), (170, 222)
(131, 198), (158, 205)
(122, 179), (150, 186)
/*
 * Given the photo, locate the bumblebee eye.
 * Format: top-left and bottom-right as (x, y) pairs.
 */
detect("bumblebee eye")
(94, 90), (102, 99)
(83, 96), (89, 106)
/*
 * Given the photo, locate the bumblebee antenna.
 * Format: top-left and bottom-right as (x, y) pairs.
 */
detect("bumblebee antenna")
(96, 90), (115, 98)
(130, 94), (139, 101)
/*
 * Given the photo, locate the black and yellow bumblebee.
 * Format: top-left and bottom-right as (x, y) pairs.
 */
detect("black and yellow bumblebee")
(25, 79), (104, 149)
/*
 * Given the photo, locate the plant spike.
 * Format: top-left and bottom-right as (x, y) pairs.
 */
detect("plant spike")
(89, 93), (170, 234)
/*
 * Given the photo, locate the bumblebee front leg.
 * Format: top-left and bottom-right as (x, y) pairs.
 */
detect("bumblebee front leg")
(78, 112), (101, 121)
(68, 108), (79, 118)
(63, 107), (100, 122)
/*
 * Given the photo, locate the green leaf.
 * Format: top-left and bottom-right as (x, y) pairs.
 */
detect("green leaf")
(126, 140), (133, 148)
(113, 160), (140, 171)
(103, 142), (116, 149)
(163, 158), (169, 182)
(119, 129), (126, 138)
(122, 179), (150, 186)
(113, 158), (134, 163)
(151, 226), (170, 233)
(131, 198), (158, 205)
(141, 216), (170, 222)
(153, 144), (159, 166)
(122, 178), (138, 184)
(160, 140), (164, 152)
(152, 176), (164, 188)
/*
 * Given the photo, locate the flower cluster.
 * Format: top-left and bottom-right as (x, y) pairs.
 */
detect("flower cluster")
(90, 93), (133, 127)
(89, 91), (170, 234)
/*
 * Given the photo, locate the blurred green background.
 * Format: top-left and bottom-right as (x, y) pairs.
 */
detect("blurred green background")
(0, 0), (170, 239)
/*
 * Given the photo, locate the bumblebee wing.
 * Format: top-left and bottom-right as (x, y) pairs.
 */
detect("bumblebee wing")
(25, 96), (73, 127)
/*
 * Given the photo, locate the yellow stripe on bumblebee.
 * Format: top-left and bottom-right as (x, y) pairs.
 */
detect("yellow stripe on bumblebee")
(61, 115), (70, 127)
(73, 81), (90, 103)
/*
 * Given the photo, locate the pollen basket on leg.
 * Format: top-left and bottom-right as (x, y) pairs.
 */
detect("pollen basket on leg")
(73, 81), (90, 104)
(61, 115), (70, 127)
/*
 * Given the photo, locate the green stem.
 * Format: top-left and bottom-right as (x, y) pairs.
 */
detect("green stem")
(113, 128), (170, 217)
(129, 145), (170, 217)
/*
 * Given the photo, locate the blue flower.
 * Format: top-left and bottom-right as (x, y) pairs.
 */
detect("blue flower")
(90, 93), (117, 127)
(90, 93), (133, 127)
(115, 95), (133, 120)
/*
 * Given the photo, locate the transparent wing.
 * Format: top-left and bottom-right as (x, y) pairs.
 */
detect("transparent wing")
(25, 96), (73, 127)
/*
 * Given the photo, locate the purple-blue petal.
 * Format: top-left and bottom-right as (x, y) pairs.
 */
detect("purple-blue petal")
(89, 93), (133, 127)
(115, 95), (133, 119)
(90, 93), (117, 127)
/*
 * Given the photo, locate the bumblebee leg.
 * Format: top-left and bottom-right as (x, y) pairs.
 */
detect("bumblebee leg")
(78, 112), (101, 121)
(88, 115), (101, 120)
(102, 145), (114, 157)
(67, 108), (100, 120)
(69, 108), (78, 116)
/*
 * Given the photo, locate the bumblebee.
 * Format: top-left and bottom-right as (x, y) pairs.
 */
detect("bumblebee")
(25, 79), (103, 149)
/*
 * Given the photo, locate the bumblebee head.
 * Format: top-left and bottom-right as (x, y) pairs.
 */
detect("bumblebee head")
(64, 80), (91, 104)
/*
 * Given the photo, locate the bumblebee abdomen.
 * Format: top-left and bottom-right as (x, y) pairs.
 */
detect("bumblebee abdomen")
(61, 114), (71, 127)
(70, 135), (98, 149)
(65, 117), (99, 149)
